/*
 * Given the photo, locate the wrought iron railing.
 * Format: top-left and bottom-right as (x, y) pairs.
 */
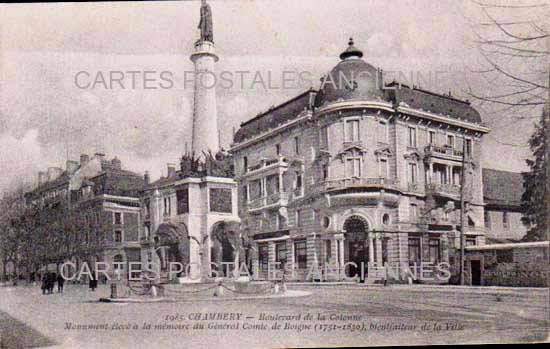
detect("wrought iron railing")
(424, 145), (464, 158)
(247, 191), (290, 210)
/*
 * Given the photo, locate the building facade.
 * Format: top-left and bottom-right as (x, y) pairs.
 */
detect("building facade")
(23, 154), (144, 279)
(482, 168), (527, 242)
(230, 39), (490, 282)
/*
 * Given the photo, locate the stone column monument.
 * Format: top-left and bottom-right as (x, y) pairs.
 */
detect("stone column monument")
(190, 0), (219, 156)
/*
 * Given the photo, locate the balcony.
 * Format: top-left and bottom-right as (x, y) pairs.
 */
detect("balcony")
(426, 183), (461, 199)
(424, 145), (465, 161)
(245, 157), (288, 178)
(247, 191), (289, 211)
(317, 177), (398, 192)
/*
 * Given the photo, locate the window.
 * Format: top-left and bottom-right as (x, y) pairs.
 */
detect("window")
(408, 163), (418, 183)
(428, 238), (441, 264)
(466, 237), (476, 247)
(275, 242), (287, 267)
(163, 197), (171, 216)
(429, 130), (436, 145)
(294, 240), (307, 269)
(378, 120), (388, 143)
(408, 237), (421, 265)
(382, 213), (390, 226)
(379, 158), (389, 178)
(484, 212), (491, 228)
(242, 186), (248, 203)
(346, 158), (362, 177)
(276, 144), (281, 156)
(320, 126), (329, 149)
(249, 179), (263, 200)
(176, 188), (189, 214)
(114, 212), (122, 225)
(322, 216), (331, 229)
(266, 175), (280, 195)
(503, 212), (509, 229)
(258, 243), (269, 272)
(296, 209), (304, 227)
(295, 171), (303, 190)
(465, 138), (472, 156)
(243, 156), (248, 173)
(410, 204), (418, 219)
(408, 127), (417, 147)
(322, 164), (329, 180)
(277, 213), (284, 230)
(114, 230), (123, 243)
(325, 240), (332, 263)
(447, 134), (455, 148)
(294, 136), (301, 155)
(345, 119), (360, 142)
(113, 254), (124, 270)
(85, 231), (90, 245)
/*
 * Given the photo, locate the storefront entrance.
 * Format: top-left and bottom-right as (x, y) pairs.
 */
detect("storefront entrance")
(344, 216), (369, 280)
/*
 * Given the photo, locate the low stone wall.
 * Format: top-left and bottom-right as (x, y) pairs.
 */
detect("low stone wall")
(483, 263), (548, 287)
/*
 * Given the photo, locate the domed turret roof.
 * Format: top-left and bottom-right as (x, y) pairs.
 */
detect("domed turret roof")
(315, 38), (385, 107)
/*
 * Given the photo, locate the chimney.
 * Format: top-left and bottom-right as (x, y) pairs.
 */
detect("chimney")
(80, 154), (90, 166)
(167, 163), (176, 177)
(144, 171), (150, 185)
(66, 160), (79, 174)
(111, 157), (122, 170)
(38, 171), (48, 186)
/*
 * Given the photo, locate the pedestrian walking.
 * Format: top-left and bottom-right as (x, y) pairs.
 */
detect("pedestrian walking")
(47, 272), (55, 294)
(56, 273), (65, 293)
(89, 272), (98, 291)
(41, 274), (48, 295)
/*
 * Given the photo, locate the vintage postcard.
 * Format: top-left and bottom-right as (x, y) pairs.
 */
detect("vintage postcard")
(0, 0), (548, 348)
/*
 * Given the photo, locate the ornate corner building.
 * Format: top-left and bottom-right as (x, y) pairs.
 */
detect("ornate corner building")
(230, 39), (490, 282)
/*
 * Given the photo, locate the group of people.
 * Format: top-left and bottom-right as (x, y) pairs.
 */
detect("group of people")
(40, 271), (104, 294)
(40, 272), (64, 294)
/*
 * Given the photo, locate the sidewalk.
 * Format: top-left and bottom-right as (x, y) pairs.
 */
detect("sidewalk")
(288, 281), (549, 294)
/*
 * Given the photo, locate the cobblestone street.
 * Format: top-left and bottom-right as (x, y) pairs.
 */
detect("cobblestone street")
(0, 284), (548, 348)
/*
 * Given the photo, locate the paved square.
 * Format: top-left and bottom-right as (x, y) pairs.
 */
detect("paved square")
(0, 284), (548, 348)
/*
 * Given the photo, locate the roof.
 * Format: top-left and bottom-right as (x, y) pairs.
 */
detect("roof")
(146, 174), (179, 189)
(233, 39), (484, 146)
(466, 241), (548, 251)
(233, 89), (316, 144)
(26, 172), (71, 196)
(314, 58), (384, 108)
(388, 84), (482, 124)
(482, 168), (525, 208)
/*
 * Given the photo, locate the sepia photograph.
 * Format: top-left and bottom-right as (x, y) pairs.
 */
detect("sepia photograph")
(0, 0), (548, 348)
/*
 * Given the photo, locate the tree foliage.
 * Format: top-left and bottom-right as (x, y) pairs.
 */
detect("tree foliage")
(521, 103), (549, 241)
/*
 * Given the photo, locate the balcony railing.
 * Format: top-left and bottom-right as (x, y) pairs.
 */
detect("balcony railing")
(426, 183), (461, 198)
(246, 157), (288, 175)
(317, 177), (398, 192)
(247, 191), (289, 211)
(424, 145), (464, 159)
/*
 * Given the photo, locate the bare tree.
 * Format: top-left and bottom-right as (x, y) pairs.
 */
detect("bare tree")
(466, 0), (549, 121)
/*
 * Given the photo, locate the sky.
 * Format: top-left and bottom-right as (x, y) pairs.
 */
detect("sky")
(0, 0), (546, 192)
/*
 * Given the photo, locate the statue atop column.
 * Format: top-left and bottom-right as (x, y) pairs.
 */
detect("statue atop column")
(198, 0), (213, 43)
